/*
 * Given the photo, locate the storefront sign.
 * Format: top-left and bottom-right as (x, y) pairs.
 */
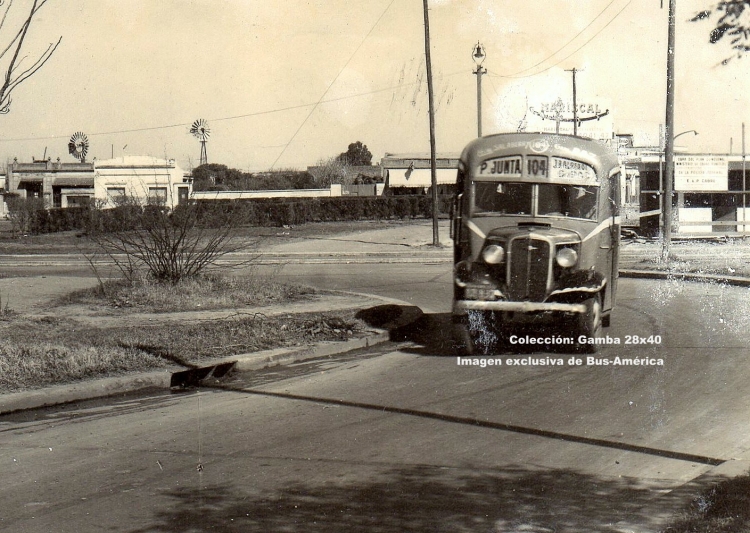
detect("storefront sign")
(675, 156), (728, 191)
(538, 102), (605, 115)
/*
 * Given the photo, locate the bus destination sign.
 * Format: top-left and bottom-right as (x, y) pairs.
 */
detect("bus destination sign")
(478, 156), (522, 177)
(478, 155), (595, 184)
(549, 157), (597, 184)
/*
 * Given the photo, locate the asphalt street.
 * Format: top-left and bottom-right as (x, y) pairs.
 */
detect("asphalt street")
(2, 221), (750, 532)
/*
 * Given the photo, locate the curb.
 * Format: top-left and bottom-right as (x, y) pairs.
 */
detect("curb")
(0, 292), (424, 416)
(619, 269), (750, 287)
(0, 329), (392, 416)
(3, 268), (748, 416)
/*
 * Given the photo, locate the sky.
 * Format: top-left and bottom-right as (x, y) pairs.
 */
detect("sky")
(0, 0), (746, 173)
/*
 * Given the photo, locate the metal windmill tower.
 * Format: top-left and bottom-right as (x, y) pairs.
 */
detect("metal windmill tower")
(68, 132), (90, 163)
(190, 119), (210, 166)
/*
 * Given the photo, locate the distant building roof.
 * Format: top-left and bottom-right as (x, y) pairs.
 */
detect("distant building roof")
(95, 156), (178, 169)
(9, 160), (94, 173)
(382, 152), (461, 160)
(381, 153), (460, 169)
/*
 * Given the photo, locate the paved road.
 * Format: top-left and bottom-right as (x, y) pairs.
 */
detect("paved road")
(2, 254), (750, 531)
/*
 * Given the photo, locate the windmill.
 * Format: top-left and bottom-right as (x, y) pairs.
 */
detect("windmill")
(190, 119), (210, 166)
(68, 132), (89, 163)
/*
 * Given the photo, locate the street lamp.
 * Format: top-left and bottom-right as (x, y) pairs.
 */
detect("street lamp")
(661, 129), (698, 257)
(472, 42), (486, 138)
(673, 129), (698, 142)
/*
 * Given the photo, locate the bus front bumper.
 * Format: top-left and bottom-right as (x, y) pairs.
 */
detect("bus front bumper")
(453, 300), (587, 315)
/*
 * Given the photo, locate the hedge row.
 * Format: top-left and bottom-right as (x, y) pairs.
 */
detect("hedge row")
(27, 205), (150, 234)
(196, 195), (453, 228)
(19, 195), (454, 234)
(29, 206), (92, 234)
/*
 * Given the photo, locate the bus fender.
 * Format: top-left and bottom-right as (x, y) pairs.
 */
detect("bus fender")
(548, 270), (606, 301)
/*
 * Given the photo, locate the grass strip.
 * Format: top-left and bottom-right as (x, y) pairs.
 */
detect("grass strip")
(0, 311), (364, 393)
(56, 272), (316, 313)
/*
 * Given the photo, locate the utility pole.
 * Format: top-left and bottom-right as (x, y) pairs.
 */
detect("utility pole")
(659, 124), (664, 232)
(662, 0), (676, 261)
(422, 0), (439, 246)
(743, 123), (746, 232)
(473, 42), (487, 138)
(566, 68), (579, 136)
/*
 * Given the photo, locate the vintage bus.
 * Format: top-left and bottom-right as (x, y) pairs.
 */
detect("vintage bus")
(451, 133), (621, 354)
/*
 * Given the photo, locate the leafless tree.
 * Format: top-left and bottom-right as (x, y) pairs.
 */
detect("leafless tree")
(0, 0), (61, 114)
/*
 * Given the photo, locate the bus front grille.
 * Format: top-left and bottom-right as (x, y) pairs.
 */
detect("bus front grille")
(508, 237), (550, 301)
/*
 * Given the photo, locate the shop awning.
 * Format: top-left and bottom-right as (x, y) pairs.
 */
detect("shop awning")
(52, 177), (94, 187)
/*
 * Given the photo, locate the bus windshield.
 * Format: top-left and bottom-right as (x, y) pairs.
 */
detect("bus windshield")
(538, 184), (598, 220)
(473, 182), (598, 220)
(474, 182), (533, 215)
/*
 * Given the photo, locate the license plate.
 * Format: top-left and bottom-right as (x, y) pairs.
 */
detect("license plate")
(465, 286), (497, 300)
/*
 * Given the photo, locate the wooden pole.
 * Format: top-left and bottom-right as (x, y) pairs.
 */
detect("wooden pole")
(662, 0), (676, 261)
(422, 0), (439, 246)
(742, 122), (746, 232)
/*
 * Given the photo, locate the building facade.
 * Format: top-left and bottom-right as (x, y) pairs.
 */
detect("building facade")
(94, 156), (190, 209)
(4, 156), (191, 210)
(620, 147), (750, 236)
(380, 153), (459, 194)
(6, 158), (95, 208)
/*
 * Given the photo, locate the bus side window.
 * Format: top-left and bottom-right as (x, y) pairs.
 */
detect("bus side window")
(455, 166), (466, 196)
(451, 167), (466, 240)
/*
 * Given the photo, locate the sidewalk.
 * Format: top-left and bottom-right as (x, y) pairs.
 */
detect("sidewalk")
(250, 219), (454, 264)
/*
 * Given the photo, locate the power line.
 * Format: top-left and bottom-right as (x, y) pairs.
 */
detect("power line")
(269, 0), (397, 169)
(0, 74), (468, 144)
(504, 0), (618, 78)
(489, 0), (632, 79)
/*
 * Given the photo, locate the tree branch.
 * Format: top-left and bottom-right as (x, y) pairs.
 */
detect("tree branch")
(0, 0), (60, 113)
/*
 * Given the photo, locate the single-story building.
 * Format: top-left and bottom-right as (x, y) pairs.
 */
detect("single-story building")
(380, 153), (459, 194)
(6, 158), (95, 208)
(95, 156), (190, 209)
(192, 183), (342, 201)
(4, 156), (191, 210)
(619, 147), (750, 236)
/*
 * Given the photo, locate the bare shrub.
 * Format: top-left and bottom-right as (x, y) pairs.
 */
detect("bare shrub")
(86, 198), (255, 284)
(312, 157), (352, 187)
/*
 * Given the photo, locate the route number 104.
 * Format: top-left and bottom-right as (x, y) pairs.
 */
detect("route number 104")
(527, 156), (548, 177)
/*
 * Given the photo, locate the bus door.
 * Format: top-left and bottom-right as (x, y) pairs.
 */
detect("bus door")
(594, 170), (621, 312)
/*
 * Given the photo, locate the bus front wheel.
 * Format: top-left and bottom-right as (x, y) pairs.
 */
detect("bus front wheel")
(576, 295), (602, 353)
(452, 321), (475, 356)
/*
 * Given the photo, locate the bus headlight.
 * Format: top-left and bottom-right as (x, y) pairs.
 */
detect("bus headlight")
(482, 244), (505, 264)
(454, 260), (471, 287)
(555, 247), (578, 268)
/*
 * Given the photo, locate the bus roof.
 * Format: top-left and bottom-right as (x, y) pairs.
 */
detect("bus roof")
(460, 133), (619, 175)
